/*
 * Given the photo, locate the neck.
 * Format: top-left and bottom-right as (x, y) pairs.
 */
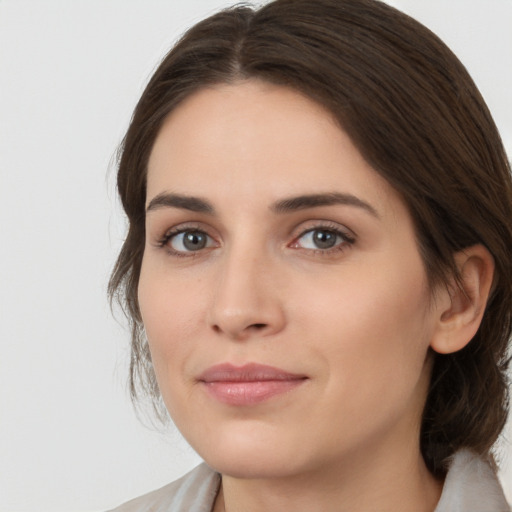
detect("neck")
(214, 441), (442, 512)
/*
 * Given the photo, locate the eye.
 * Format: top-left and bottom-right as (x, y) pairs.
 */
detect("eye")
(292, 227), (354, 252)
(163, 229), (216, 253)
(299, 229), (339, 249)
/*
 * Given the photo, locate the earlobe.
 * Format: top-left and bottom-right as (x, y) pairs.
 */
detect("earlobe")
(430, 245), (495, 355)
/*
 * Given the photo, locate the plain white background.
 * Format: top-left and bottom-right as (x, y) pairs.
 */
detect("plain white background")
(0, 1), (511, 510)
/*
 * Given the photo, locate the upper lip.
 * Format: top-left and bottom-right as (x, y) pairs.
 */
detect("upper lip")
(198, 363), (307, 383)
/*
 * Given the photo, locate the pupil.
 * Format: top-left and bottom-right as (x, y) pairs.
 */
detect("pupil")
(313, 230), (336, 249)
(183, 231), (206, 251)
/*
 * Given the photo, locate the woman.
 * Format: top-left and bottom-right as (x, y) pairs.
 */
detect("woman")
(108, 0), (512, 510)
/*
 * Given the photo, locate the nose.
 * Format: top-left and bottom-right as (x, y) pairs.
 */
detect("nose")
(208, 245), (286, 341)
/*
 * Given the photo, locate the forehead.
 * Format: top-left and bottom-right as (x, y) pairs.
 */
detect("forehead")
(148, 80), (343, 177)
(146, 80), (404, 219)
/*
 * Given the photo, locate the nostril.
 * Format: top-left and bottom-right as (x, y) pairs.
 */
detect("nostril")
(210, 316), (274, 338)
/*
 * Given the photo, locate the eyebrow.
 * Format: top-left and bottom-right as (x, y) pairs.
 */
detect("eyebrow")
(146, 193), (215, 214)
(271, 192), (379, 218)
(145, 191), (379, 218)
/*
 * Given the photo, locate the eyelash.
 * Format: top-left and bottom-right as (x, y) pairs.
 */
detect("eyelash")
(156, 225), (215, 258)
(290, 223), (356, 255)
(155, 222), (356, 257)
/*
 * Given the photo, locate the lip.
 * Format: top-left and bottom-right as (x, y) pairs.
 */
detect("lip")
(197, 363), (308, 406)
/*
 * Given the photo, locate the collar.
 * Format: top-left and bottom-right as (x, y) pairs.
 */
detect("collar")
(434, 449), (510, 512)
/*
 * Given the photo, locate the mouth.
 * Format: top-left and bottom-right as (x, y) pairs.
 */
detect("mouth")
(197, 363), (308, 406)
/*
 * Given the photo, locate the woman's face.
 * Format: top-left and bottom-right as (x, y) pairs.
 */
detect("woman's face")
(139, 80), (442, 479)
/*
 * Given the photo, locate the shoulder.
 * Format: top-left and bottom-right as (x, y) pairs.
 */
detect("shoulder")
(435, 449), (511, 512)
(107, 463), (220, 512)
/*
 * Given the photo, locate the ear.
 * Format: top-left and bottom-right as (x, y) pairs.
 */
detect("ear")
(430, 245), (495, 355)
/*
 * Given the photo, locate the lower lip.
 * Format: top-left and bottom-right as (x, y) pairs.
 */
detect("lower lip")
(202, 379), (306, 406)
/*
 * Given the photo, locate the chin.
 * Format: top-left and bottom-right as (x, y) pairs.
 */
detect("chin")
(203, 450), (303, 480)
(189, 424), (313, 479)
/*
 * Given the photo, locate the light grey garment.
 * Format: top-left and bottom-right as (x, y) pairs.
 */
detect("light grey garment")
(435, 449), (510, 512)
(108, 449), (510, 512)
(107, 463), (220, 512)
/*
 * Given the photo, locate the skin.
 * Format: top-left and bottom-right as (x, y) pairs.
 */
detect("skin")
(138, 80), (491, 511)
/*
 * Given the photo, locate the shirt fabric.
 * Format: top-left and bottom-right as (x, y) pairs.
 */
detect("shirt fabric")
(109, 449), (510, 512)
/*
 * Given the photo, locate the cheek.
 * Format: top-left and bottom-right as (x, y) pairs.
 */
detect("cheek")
(137, 263), (208, 382)
(297, 253), (431, 336)
(298, 256), (434, 404)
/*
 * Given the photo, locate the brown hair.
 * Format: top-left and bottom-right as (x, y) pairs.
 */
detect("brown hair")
(109, 0), (512, 476)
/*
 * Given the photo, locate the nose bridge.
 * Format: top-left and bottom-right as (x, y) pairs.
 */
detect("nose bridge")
(209, 233), (284, 340)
